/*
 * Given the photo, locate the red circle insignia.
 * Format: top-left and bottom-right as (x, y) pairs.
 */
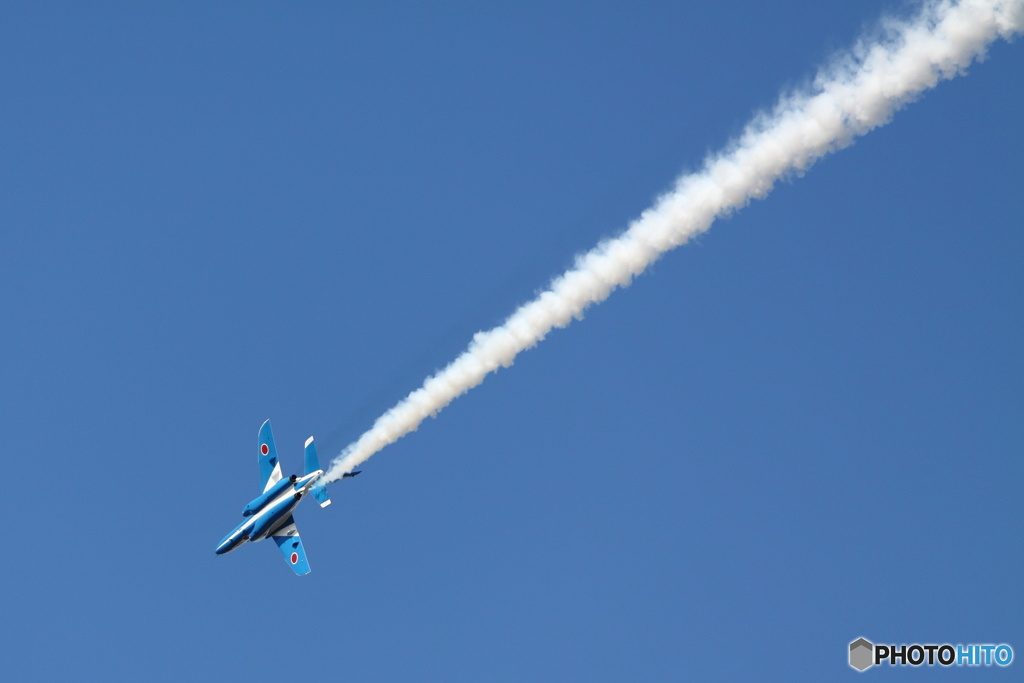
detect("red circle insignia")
(290, 552), (298, 564)
(261, 444), (269, 455)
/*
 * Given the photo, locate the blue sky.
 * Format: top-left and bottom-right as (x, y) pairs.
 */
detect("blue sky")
(1, 2), (1021, 680)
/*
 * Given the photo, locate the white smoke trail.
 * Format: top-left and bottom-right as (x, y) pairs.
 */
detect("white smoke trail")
(324, 0), (1023, 482)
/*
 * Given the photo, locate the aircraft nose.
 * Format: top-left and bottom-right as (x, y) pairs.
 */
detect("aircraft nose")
(215, 535), (235, 555)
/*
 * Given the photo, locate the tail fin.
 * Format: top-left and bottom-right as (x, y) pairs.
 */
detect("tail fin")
(303, 436), (321, 475)
(304, 436), (332, 508)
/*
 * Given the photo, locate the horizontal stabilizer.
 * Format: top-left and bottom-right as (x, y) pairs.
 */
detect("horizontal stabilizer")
(312, 483), (331, 507)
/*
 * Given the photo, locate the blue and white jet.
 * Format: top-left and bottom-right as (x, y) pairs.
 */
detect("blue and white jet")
(215, 420), (359, 575)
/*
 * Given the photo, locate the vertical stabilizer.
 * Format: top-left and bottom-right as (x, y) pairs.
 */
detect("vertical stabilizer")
(304, 436), (332, 508)
(304, 436), (321, 475)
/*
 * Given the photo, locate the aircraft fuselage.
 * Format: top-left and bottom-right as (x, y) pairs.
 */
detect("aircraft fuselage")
(215, 469), (323, 555)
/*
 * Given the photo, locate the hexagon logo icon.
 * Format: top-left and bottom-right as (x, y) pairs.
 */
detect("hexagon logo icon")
(849, 638), (874, 671)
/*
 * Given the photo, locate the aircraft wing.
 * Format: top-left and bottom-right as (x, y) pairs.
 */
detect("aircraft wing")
(271, 515), (311, 576)
(257, 419), (284, 493)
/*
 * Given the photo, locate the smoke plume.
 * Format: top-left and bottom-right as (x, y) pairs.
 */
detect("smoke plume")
(324, 0), (1023, 482)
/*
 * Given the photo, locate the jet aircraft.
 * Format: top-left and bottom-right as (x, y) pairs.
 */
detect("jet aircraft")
(215, 419), (359, 575)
